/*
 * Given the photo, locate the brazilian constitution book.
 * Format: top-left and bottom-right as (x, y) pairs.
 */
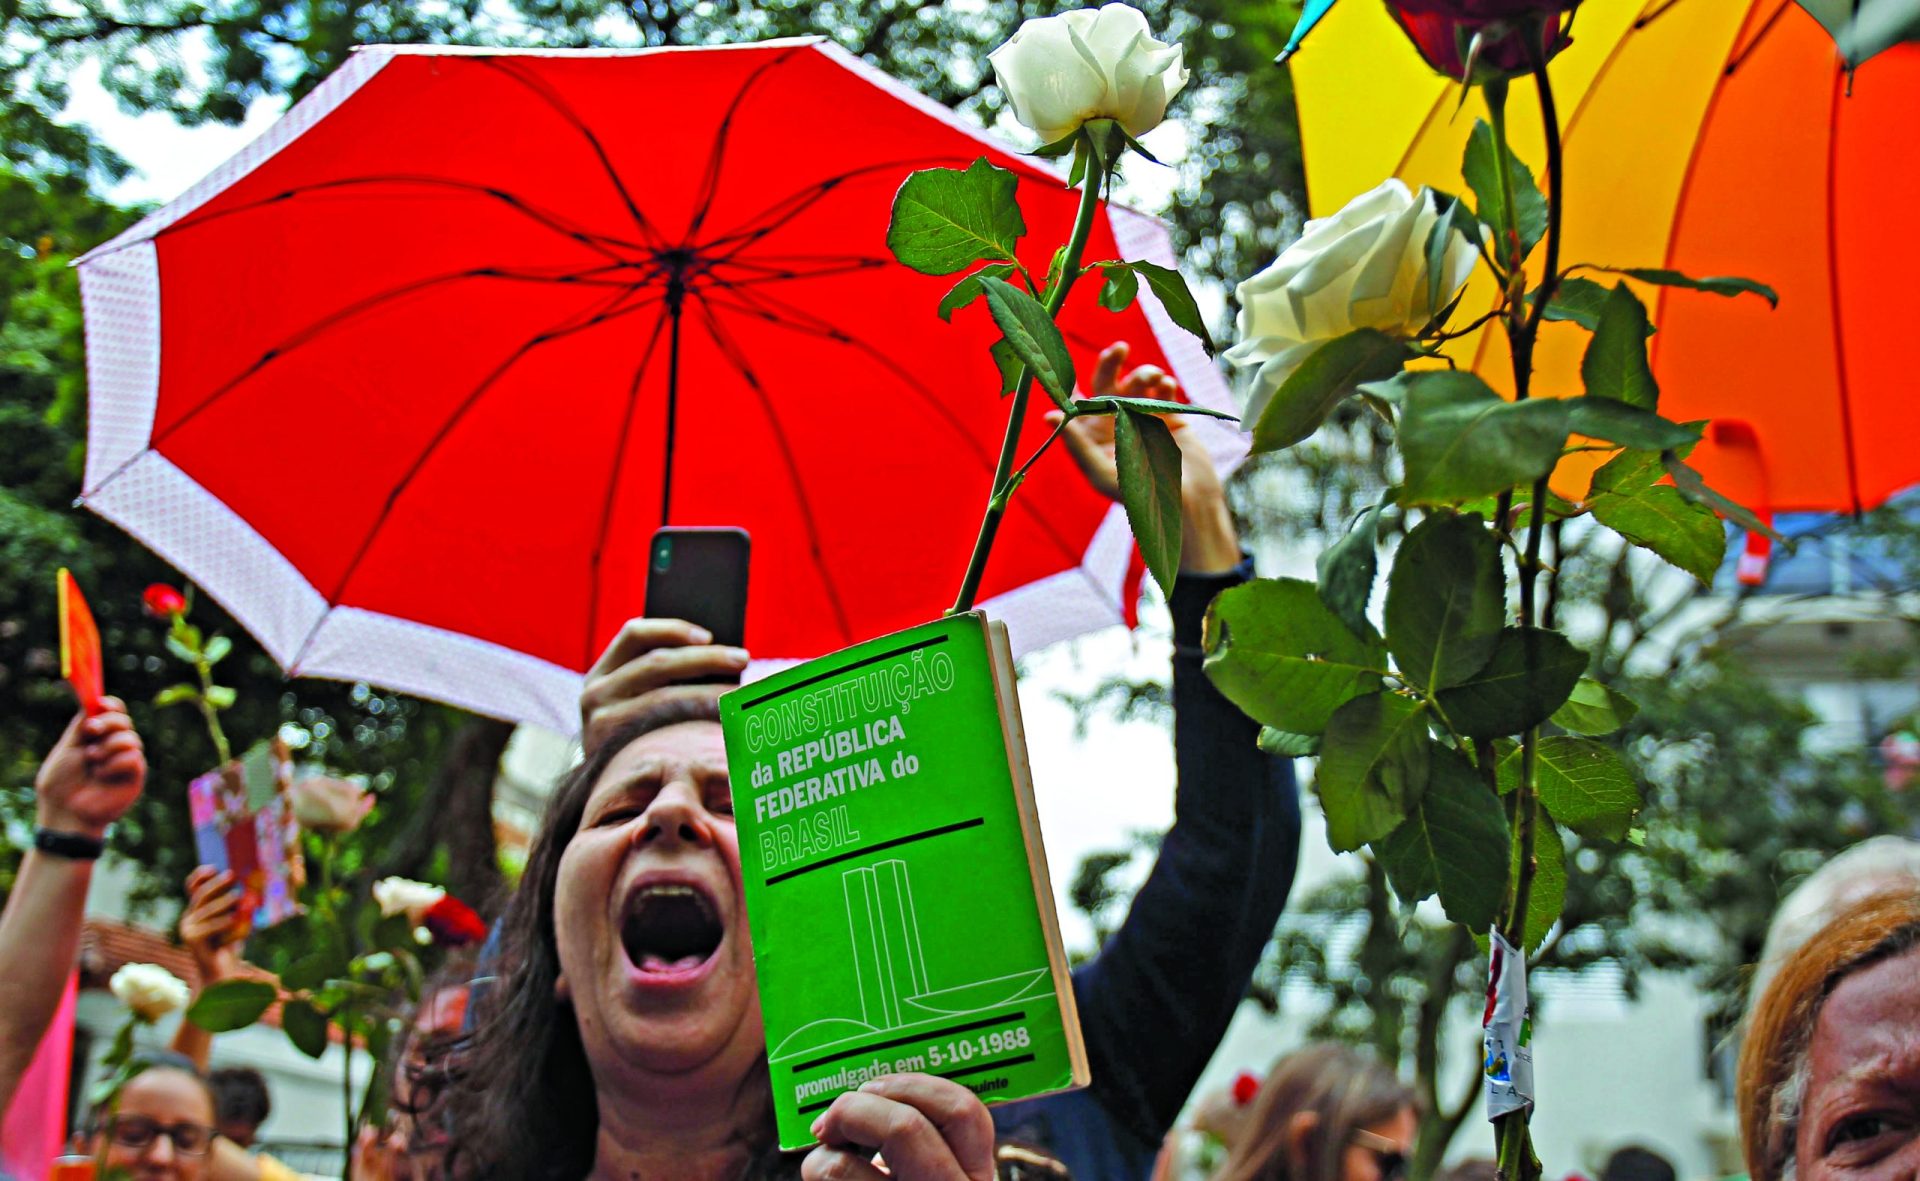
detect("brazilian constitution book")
(721, 611), (1089, 1149)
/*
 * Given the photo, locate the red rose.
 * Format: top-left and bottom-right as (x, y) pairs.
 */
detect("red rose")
(1388, 4), (1570, 82)
(1231, 1070), (1262, 1106)
(142, 583), (188, 619)
(423, 895), (488, 947)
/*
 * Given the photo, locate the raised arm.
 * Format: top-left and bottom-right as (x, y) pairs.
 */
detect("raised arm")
(993, 346), (1303, 1172)
(170, 865), (249, 1070)
(0, 701), (146, 1112)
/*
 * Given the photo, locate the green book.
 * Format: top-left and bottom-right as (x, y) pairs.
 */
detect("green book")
(721, 611), (1089, 1149)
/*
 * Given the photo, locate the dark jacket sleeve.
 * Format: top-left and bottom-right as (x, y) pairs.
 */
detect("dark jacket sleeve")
(993, 558), (1303, 1172)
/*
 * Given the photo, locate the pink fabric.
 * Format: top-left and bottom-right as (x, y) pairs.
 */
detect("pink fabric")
(2, 973), (77, 1178)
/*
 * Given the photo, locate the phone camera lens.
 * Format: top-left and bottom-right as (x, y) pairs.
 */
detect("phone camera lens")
(652, 539), (673, 572)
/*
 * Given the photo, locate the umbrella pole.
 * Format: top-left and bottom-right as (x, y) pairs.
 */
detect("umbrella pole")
(662, 274), (686, 525)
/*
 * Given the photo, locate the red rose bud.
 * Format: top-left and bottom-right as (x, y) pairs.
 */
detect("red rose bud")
(142, 583), (188, 619)
(1231, 1070), (1262, 1106)
(1388, 5), (1570, 82)
(423, 895), (488, 947)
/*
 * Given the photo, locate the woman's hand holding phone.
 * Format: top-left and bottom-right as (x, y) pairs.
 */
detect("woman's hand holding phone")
(579, 619), (751, 755)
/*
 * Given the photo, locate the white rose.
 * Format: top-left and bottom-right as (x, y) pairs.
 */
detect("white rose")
(989, 3), (1190, 145)
(372, 877), (445, 924)
(290, 773), (373, 835)
(1227, 179), (1482, 430)
(110, 962), (190, 1023)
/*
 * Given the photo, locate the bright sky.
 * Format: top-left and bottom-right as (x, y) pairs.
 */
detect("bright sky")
(61, 59), (1312, 954)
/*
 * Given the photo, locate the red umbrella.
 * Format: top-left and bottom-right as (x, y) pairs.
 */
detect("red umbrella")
(75, 41), (1233, 733)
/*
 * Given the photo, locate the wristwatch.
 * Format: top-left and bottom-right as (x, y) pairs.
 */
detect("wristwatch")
(33, 827), (108, 860)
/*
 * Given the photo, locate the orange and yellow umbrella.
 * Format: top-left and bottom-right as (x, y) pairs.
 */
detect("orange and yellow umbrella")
(1289, 0), (1920, 514)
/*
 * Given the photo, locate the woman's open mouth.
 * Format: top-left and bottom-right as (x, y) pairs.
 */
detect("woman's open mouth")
(620, 881), (726, 980)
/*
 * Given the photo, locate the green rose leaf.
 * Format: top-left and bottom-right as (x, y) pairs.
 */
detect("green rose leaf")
(1587, 449), (1727, 583)
(1530, 276), (1644, 335)
(988, 339), (1023, 395)
(202, 635), (233, 665)
(154, 683), (200, 708)
(980, 276), (1075, 407)
(1463, 120), (1548, 268)
(164, 634), (199, 664)
(1550, 678), (1640, 736)
(105, 1021), (135, 1070)
(1316, 692), (1432, 851)
(281, 944), (350, 993)
(1096, 262), (1139, 312)
(1124, 260), (1217, 355)
(1424, 194), (1478, 316)
(1512, 735), (1643, 841)
(1384, 513), (1506, 693)
(1582, 284), (1659, 410)
(1396, 371), (1570, 504)
(1250, 329), (1411, 454)
(1435, 627), (1589, 739)
(187, 978), (277, 1033)
(282, 998), (330, 1059)
(886, 158), (1025, 276)
(937, 263), (1019, 323)
(204, 685), (238, 710)
(1113, 407), (1184, 599)
(1317, 501), (1385, 639)
(1510, 810), (1566, 954)
(1259, 727), (1322, 757)
(372, 912), (418, 953)
(1203, 578), (1387, 734)
(1664, 454), (1784, 542)
(1609, 267), (1778, 307)
(1375, 745), (1512, 930)
(1565, 397), (1700, 452)
(1073, 396), (1237, 420)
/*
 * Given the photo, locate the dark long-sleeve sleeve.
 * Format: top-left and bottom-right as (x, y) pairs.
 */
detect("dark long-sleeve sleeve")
(992, 557), (1303, 1179)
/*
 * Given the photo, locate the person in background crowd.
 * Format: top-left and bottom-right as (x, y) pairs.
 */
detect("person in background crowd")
(1149, 1070), (1265, 1181)
(1737, 889), (1920, 1181)
(351, 961), (475, 1180)
(1747, 836), (1920, 1010)
(85, 1052), (218, 1181)
(1598, 1145), (1676, 1181)
(548, 343), (1300, 1181)
(0, 701), (146, 1114)
(168, 867), (302, 1181)
(207, 1067), (272, 1149)
(1211, 1043), (1418, 1181)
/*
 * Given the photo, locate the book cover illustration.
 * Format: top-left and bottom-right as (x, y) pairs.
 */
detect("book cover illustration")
(188, 738), (304, 933)
(722, 612), (1085, 1149)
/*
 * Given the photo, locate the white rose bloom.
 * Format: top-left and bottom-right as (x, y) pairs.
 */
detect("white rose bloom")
(372, 876), (446, 923)
(989, 3), (1190, 145)
(110, 962), (191, 1023)
(1227, 179), (1482, 429)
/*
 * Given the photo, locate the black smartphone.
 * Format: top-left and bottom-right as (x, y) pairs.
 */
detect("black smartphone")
(643, 527), (750, 652)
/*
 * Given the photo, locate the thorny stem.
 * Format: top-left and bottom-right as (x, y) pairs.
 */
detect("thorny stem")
(1489, 42), (1566, 1181)
(950, 132), (1109, 615)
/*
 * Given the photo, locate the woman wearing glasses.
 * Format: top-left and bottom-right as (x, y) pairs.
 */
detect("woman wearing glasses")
(1210, 1044), (1418, 1181)
(84, 1054), (218, 1181)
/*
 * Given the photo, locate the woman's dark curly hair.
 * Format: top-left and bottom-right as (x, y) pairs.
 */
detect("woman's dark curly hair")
(434, 698), (782, 1180)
